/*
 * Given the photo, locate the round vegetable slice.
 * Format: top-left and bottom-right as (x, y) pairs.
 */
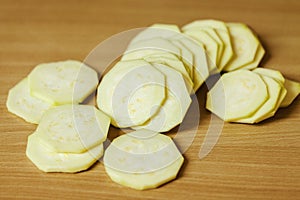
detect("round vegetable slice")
(133, 64), (192, 132)
(103, 130), (184, 190)
(143, 55), (193, 93)
(97, 60), (166, 128)
(182, 19), (234, 69)
(129, 24), (181, 45)
(223, 23), (259, 71)
(26, 132), (103, 173)
(206, 69), (269, 121)
(6, 78), (53, 124)
(173, 36), (209, 91)
(28, 60), (98, 105)
(37, 105), (110, 153)
(183, 29), (219, 73)
(170, 39), (194, 79)
(280, 79), (300, 107)
(122, 37), (181, 61)
(234, 75), (282, 123)
(253, 68), (285, 84)
(237, 45), (265, 70)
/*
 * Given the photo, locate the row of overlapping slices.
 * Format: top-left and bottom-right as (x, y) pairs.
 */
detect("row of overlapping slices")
(97, 19), (266, 131)
(206, 68), (300, 123)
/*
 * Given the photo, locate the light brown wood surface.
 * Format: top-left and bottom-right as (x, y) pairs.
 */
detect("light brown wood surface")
(1, 0), (300, 199)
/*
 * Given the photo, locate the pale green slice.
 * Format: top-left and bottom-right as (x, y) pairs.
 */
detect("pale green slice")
(237, 45), (265, 70)
(6, 78), (54, 124)
(28, 60), (98, 105)
(129, 23), (180, 45)
(235, 75), (282, 123)
(183, 29), (219, 73)
(97, 60), (166, 128)
(280, 79), (300, 107)
(122, 37), (181, 60)
(133, 64), (192, 132)
(37, 105), (110, 153)
(170, 39), (194, 80)
(143, 55), (193, 93)
(26, 132), (103, 173)
(253, 68), (285, 84)
(223, 23), (259, 71)
(174, 36), (210, 91)
(206, 69), (268, 121)
(104, 130), (184, 190)
(182, 19), (233, 69)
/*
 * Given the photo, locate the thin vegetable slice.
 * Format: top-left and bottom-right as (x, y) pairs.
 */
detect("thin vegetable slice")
(182, 19), (234, 69)
(223, 23), (259, 71)
(129, 24), (180, 45)
(173, 36), (209, 91)
(206, 69), (269, 121)
(37, 105), (110, 153)
(143, 55), (193, 93)
(183, 30), (219, 73)
(26, 132), (103, 173)
(133, 64), (192, 132)
(122, 37), (181, 61)
(6, 78), (53, 124)
(104, 130), (184, 190)
(235, 75), (282, 123)
(97, 60), (166, 128)
(253, 68), (285, 84)
(280, 79), (300, 107)
(28, 60), (98, 105)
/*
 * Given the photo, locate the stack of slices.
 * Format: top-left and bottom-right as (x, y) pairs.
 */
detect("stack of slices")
(97, 19), (266, 131)
(206, 68), (300, 123)
(26, 105), (110, 173)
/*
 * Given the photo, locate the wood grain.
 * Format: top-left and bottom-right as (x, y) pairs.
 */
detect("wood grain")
(0, 0), (299, 199)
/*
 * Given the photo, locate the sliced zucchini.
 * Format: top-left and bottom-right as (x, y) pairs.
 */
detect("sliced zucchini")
(129, 24), (180, 45)
(6, 78), (53, 124)
(238, 45), (265, 70)
(206, 69), (269, 121)
(26, 132), (103, 173)
(183, 30), (219, 73)
(253, 68), (285, 84)
(37, 105), (110, 153)
(223, 23), (259, 71)
(170, 39), (194, 80)
(97, 60), (166, 128)
(182, 19), (233, 69)
(28, 60), (98, 105)
(133, 64), (192, 132)
(103, 130), (184, 190)
(173, 36), (210, 91)
(280, 79), (300, 107)
(122, 37), (181, 61)
(143, 55), (193, 93)
(235, 75), (282, 123)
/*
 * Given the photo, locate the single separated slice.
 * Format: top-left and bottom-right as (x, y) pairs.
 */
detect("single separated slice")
(206, 69), (268, 121)
(133, 63), (192, 132)
(223, 23), (260, 71)
(104, 129), (184, 190)
(28, 60), (98, 105)
(97, 59), (166, 128)
(26, 132), (104, 173)
(6, 78), (54, 124)
(37, 105), (110, 153)
(234, 75), (282, 123)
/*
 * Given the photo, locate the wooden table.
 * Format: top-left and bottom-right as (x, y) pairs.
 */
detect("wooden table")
(1, 0), (299, 199)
